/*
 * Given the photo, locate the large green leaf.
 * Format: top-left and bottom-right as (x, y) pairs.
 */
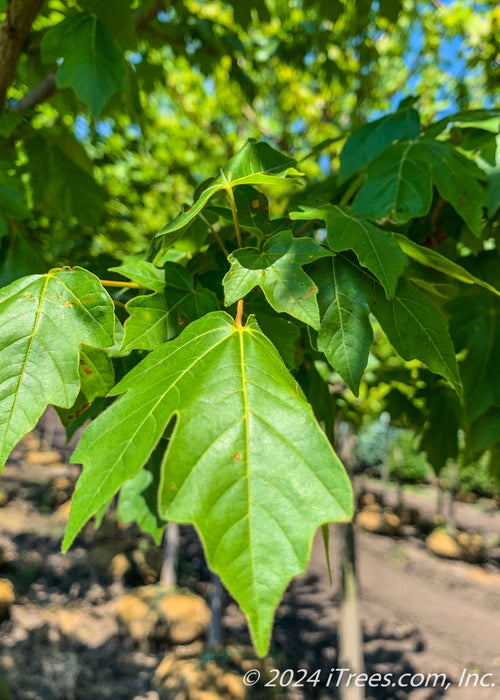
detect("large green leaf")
(63, 312), (353, 654)
(80, 0), (137, 50)
(0, 171), (29, 219)
(353, 141), (433, 223)
(118, 445), (165, 546)
(448, 294), (500, 421)
(419, 140), (486, 236)
(156, 141), (301, 239)
(108, 259), (166, 293)
(469, 408), (500, 456)
(370, 275), (461, 394)
(314, 257), (373, 396)
(223, 231), (330, 329)
(121, 263), (218, 351)
(488, 170), (500, 216)
(26, 137), (104, 225)
(395, 234), (500, 297)
(41, 12), (124, 116)
(57, 345), (115, 427)
(420, 388), (461, 474)
(0, 268), (114, 470)
(339, 107), (420, 183)
(353, 138), (487, 233)
(290, 204), (407, 298)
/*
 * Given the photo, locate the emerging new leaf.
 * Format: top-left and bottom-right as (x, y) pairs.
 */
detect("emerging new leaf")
(64, 312), (353, 654)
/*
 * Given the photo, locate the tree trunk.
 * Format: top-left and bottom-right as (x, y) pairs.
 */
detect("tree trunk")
(160, 522), (179, 587)
(207, 572), (224, 650)
(393, 445), (404, 511)
(447, 459), (458, 531)
(436, 479), (444, 517)
(0, 0), (46, 109)
(336, 421), (365, 700)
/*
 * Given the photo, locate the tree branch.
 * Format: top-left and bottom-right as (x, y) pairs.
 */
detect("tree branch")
(135, 0), (166, 29)
(11, 70), (56, 111)
(0, 0), (46, 111)
(7, 0), (169, 113)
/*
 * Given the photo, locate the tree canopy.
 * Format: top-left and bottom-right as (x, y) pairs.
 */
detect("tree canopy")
(0, 0), (499, 655)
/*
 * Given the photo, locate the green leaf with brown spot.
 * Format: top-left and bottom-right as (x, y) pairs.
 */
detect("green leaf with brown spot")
(223, 231), (331, 329)
(0, 268), (114, 470)
(63, 311), (353, 655)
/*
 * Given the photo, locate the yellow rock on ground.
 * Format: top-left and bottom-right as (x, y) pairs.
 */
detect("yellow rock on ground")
(426, 529), (461, 559)
(25, 450), (62, 466)
(0, 579), (14, 621)
(115, 586), (211, 646)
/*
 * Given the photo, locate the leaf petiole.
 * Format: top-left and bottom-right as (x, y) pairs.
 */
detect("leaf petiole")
(235, 298), (244, 327)
(226, 185), (243, 248)
(100, 279), (143, 289)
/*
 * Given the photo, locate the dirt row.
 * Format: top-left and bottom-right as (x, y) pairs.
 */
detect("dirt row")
(0, 428), (499, 699)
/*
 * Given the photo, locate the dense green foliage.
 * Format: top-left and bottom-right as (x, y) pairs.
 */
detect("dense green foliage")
(0, 0), (499, 654)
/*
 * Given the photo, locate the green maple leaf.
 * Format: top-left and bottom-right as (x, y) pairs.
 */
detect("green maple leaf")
(291, 204), (407, 299)
(339, 107), (420, 183)
(41, 12), (124, 116)
(353, 141), (433, 223)
(449, 294), (500, 421)
(56, 345), (115, 427)
(0, 268), (114, 470)
(223, 231), (330, 329)
(63, 312), (353, 654)
(314, 257), (373, 396)
(371, 275), (461, 394)
(121, 263), (218, 351)
(156, 140), (302, 239)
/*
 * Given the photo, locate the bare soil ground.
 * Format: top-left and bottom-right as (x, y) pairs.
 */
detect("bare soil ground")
(0, 418), (499, 699)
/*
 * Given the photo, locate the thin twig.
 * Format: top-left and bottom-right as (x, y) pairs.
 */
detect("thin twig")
(11, 70), (56, 111)
(295, 219), (318, 237)
(199, 213), (229, 257)
(100, 279), (143, 289)
(339, 175), (363, 207)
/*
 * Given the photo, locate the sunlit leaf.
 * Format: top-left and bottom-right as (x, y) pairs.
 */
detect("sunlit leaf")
(63, 312), (353, 655)
(223, 231), (330, 329)
(0, 268), (114, 470)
